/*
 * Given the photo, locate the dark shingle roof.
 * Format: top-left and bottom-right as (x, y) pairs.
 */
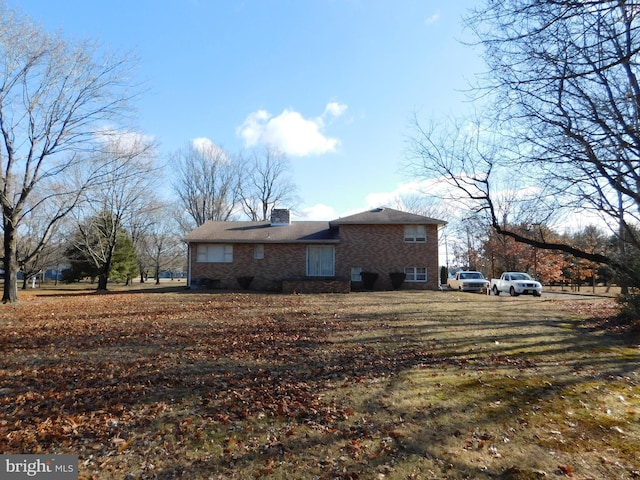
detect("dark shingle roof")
(183, 221), (339, 243)
(183, 208), (446, 244)
(329, 207), (446, 226)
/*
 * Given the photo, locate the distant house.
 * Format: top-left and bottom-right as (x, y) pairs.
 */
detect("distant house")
(183, 207), (446, 293)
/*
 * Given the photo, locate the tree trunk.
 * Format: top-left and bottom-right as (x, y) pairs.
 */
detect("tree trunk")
(97, 274), (108, 291)
(96, 244), (116, 291)
(2, 222), (19, 303)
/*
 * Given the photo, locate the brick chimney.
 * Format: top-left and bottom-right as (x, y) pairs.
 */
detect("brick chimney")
(270, 208), (291, 226)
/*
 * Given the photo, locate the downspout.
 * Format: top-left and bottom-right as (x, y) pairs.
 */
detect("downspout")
(187, 242), (192, 288)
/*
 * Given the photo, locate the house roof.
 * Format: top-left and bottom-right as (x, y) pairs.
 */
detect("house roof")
(183, 208), (446, 244)
(329, 207), (446, 226)
(183, 221), (339, 244)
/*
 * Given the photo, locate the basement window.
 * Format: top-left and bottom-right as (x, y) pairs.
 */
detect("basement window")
(351, 267), (362, 282)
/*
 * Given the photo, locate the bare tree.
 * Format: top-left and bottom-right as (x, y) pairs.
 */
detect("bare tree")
(409, 1), (640, 286)
(0, 3), (139, 302)
(19, 229), (66, 289)
(171, 141), (241, 229)
(386, 192), (450, 221)
(15, 194), (73, 288)
(128, 198), (165, 283)
(69, 134), (157, 291)
(137, 208), (184, 285)
(238, 146), (299, 221)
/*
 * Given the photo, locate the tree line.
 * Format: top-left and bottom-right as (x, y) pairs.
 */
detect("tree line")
(408, 1), (640, 308)
(447, 218), (621, 291)
(15, 138), (299, 295)
(4, 0), (640, 311)
(0, 2), (298, 302)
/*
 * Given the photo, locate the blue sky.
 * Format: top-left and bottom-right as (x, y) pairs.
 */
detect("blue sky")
(9, 0), (484, 221)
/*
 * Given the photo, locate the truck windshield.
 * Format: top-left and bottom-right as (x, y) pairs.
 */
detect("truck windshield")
(461, 272), (483, 279)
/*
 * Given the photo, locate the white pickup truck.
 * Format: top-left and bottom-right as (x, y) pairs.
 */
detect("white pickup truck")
(447, 271), (490, 292)
(491, 272), (542, 297)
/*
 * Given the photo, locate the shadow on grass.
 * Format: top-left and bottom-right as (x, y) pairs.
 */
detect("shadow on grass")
(32, 284), (190, 297)
(1, 291), (637, 479)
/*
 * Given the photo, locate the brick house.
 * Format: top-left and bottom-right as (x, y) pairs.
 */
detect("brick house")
(183, 207), (446, 293)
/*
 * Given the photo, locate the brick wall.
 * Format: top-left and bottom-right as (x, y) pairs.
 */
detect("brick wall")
(189, 223), (441, 291)
(335, 224), (440, 290)
(282, 278), (351, 294)
(190, 243), (308, 291)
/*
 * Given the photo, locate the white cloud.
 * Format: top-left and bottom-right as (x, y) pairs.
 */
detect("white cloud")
(95, 128), (155, 150)
(293, 203), (338, 221)
(295, 178), (463, 223)
(324, 101), (348, 117)
(235, 110), (271, 147)
(236, 102), (347, 157)
(364, 178), (457, 208)
(424, 11), (441, 25)
(191, 137), (216, 153)
(191, 137), (229, 161)
(365, 191), (397, 209)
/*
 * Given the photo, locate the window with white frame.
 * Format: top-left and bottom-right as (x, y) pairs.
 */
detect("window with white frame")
(306, 245), (335, 276)
(196, 244), (233, 263)
(404, 225), (427, 243)
(254, 244), (264, 259)
(404, 267), (427, 282)
(351, 267), (362, 282)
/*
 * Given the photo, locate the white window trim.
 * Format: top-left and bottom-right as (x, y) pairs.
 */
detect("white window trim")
(404, 225), (427, 243)
(196, 244), (233, 263)
(306, 245), (335, 277)
(254, 244), (265, 259)
(351, 267), (363, 282)
(404, 266), (427, 282)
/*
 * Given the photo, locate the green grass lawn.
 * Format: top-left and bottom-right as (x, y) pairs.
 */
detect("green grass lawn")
(0, 286), (638, 479)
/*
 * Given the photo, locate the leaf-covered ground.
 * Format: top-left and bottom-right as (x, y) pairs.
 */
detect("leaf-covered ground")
(1, 286), (638, 479)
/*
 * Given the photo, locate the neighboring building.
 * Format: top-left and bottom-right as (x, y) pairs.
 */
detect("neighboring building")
(183, 207), (446, 293)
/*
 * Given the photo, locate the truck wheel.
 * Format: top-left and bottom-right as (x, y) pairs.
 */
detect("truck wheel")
(509, 286), (519, 296)
(492, 285), (500, 296)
